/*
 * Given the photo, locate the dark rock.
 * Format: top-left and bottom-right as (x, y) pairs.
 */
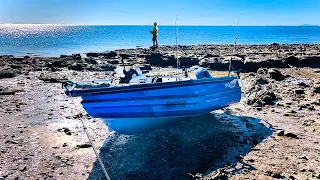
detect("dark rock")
(119, 53), (136, 59)
(10, 64), (22, 69)
(0, 86), (24, 95)
(146, 53), (167, 66)
(243, 59), (288, 73)
(76, 143), (92, 148)
(277, 130), (285, 136)
(261, 95), (275, 105)
(85, 65), (103, 71)
(68, 63), (84, 71)
(140, 64), (152, 71)
(178, 57), (200, 67)
(286, 109), (297, 114)
(72, 53), (81, 60)
(107, 59), (120, 64)
(99, 63), (116, 71)
(60, 54), (70, 58)
(298, 104), (308, 110)
(38, 72), (67, 83)
(298, 155), (308, 160)
(5, 140), (19, 144)
(268, 68), (285, 81)
(86, 52), (100, 57)
(49, 60), (72, 68)
(209, 57), (243, 71)
(247, 158), (254, 162)
(295, 89), (304, 94)
(252, 101), (263, 107)
(299, 168), (306, 172)
(58, 127), (72, 135)
(285, 56), (301, 65)
(204, 54), (219, 58)
(103, 51), (118, 58)
(87, 51), (118, 58)
(285, 102), (293, 105)
(0, 66), (18, 79)
(85, 57), (98, 64)
(288, 175), (296, 180)
(247, 90), (277, 106)
(307, 105), (315, 111)
(297, 82), (310, 87)
(255, 77), (269, 85)
(313, 86), (320, 94)
(284, 132), (298, 139)
(65, 131), (71, 136)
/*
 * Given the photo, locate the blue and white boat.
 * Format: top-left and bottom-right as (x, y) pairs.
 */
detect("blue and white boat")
(63, 66), (241, 134)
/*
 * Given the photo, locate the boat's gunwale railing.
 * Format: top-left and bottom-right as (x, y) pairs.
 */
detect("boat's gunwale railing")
(63, 76), (239, 97)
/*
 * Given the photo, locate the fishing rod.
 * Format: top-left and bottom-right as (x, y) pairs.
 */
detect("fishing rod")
(228, 14), (241, 76)
(175, 15), (180, 69)
(144, 25), (152, 32)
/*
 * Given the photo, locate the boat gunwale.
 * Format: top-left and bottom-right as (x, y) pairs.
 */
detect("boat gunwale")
(71, 76), (238, 96)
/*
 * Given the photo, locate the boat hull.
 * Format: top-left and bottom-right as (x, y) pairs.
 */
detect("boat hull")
(71, 77), (241, 134)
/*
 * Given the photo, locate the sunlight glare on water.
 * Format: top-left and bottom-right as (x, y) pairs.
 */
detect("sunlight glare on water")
(1, 24), (320, 56)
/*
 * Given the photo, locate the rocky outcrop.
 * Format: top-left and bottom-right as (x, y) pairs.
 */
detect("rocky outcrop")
(268, 68), (285, 81)
(38, 72), (68, 83)
(247, 89), (277, 107)
(68, 63), (84, 71)
(1, 44), (320, 80)
(86, 51), (119, 58)
(0, 86), (24, 95)
(0, 66), (18, 79)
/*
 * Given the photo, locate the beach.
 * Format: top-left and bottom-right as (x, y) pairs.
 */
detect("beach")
(0, 44), (320, 179)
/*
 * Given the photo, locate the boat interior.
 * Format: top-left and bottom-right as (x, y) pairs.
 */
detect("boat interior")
(67, 66), (221, 90)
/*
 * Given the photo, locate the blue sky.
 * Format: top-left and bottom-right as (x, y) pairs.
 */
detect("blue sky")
(0, 0), (319, 25)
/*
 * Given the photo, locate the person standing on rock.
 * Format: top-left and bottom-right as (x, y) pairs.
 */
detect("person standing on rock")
(150, 22), (158, 48)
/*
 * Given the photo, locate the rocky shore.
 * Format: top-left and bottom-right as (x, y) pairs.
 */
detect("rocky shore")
(0, 44), (320, 179)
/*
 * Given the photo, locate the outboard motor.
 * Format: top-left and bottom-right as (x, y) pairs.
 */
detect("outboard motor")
(191, 66), (213, 79)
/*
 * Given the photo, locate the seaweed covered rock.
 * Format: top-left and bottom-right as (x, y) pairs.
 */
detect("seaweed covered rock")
(38, 72), (68, 83)
(247, 89), (277, 107)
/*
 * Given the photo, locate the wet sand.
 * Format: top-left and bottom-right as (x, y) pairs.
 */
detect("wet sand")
(0, 44), (320, 179)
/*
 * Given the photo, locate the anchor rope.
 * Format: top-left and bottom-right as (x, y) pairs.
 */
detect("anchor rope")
(68, 92), (111, 180)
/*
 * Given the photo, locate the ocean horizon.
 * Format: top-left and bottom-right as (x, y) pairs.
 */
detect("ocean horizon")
(1, 24), (320, 57)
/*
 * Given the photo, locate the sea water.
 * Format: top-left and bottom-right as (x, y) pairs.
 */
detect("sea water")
(0, 24), (319, 56)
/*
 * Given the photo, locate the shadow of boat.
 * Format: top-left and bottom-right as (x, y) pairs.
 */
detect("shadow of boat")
(88, 110), (273, 179)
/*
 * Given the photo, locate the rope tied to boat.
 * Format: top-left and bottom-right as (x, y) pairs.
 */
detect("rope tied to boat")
(68, 92), (111, 180)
